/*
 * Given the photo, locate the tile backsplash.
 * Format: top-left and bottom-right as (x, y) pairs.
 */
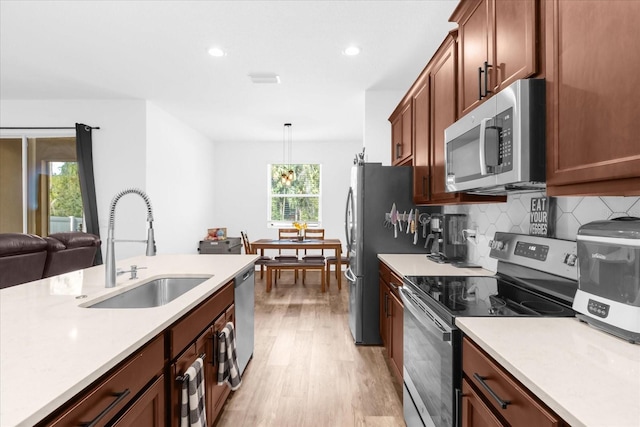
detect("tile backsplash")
(444, 193), (640, 271)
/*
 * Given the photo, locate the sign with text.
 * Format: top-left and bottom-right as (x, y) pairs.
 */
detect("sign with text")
(529, 197), (555, 237)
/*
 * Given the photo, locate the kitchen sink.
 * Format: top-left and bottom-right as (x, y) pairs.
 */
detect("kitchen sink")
(86, 276), (212, 309)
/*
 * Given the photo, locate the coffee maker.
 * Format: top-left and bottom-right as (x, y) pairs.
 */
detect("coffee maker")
(425, 213), (468, 263)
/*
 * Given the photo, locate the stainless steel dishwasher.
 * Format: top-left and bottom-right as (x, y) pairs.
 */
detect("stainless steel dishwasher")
(234, 266), (254, 375)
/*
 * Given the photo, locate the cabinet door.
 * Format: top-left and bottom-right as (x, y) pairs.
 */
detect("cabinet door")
(413, 77), (431, 204)
(391, 102), (413, 166)
(388, 289), (403, 383)
(546, 0), (640, 195)
(492, 0), (537, 92)
(111, 375), (166, 427)
(461, 378), (504, 427)
(430, 36), (460, 204)
(456, 0), (490, 116)
(210, 313), (233, 421)
(379, 276), (390, 348)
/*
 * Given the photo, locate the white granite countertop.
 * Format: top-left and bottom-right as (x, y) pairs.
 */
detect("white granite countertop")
(0, 254), (258, 427)
(378, 253), (496, 277)
(457, 317), (640, 427)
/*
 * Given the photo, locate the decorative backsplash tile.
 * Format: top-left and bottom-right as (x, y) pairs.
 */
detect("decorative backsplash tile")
(445, 193), (640, 270)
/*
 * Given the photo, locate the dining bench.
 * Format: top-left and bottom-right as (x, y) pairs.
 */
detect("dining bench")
(265, 259), (326, 292)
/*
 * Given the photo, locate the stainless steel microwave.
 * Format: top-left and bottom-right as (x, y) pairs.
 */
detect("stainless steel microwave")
(444, 79), (546, 194)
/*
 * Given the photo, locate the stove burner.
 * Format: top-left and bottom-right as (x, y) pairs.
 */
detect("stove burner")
(520, 300), (565, 314)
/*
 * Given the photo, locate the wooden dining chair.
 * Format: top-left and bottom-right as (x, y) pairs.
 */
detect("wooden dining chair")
(326, 254), (349, 290)
(276, 228), (300, 281)
(301, 228), (325, 284)
(240, 231), (272, 279)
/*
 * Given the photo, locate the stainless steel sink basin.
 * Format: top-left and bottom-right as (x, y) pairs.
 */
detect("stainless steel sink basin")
(87, 276), (212, 308)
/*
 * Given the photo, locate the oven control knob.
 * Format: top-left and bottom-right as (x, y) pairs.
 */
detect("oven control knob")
(563, 253), (577, 266)
(489, 240), (505, 250)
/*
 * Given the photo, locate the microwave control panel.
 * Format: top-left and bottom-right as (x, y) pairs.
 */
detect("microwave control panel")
(493, 107), (513, 173)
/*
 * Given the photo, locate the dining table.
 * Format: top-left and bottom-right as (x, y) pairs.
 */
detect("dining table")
(251, 238), (344, 289)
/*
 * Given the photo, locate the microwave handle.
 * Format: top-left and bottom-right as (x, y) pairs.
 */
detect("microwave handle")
(478, 118), (491, 176)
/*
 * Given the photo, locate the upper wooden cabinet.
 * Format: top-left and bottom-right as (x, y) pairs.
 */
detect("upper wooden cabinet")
(451, 0), (539, 117)
(545, 0), (640, 196)
(389, 100), (413, 166)
(418, 33), (506, 205)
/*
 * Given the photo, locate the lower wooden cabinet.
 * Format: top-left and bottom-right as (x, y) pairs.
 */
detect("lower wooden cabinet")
(462, 337), (567, 427)
(379, 261), (403, 383)
(41, 335), (165, 427)
(38, 281), (236, 427)
(461, 378), (503, 427)
(111, 375), (166, 427)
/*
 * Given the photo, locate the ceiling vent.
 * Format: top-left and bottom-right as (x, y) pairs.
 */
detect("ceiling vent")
(248, 73), (281, 84)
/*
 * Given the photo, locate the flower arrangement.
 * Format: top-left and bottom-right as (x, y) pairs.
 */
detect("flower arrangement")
(293, 221), (307, 240)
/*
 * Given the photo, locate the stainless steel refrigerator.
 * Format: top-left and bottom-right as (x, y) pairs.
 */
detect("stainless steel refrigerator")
(344, 160), (441, 345)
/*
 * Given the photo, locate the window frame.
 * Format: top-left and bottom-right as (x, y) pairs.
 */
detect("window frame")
(267, 163), (322, 228)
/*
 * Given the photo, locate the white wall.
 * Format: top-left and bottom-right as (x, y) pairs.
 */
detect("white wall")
(363, 90), (404, 165)
(146, 102), (217, 254)
(0, 99), (218, 260)
(1, 99), (148, 259)
(212, 139), (362, 251)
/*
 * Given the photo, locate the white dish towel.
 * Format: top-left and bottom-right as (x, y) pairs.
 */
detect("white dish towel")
(217, 322), (242, 390)
(180, 357), (207, 427)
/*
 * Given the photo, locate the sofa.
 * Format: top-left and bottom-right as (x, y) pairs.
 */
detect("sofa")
(0, 232), (101, 289)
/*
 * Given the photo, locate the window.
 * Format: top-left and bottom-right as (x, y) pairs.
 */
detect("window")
(0, 136), (83, 234)
(268, 164), (321, 227)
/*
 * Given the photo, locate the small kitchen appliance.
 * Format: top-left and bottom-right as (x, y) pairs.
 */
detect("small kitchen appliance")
(402, 232), (578, 427)
(573, 217), (640, 344)
(444, 78), (546, 194)
(425, 213), (467, 263)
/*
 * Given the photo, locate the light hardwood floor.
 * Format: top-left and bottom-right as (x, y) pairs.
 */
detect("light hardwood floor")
(216, 270), (405, 427)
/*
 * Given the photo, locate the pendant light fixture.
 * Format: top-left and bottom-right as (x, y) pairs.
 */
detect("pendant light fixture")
(281, 123), (295, 186)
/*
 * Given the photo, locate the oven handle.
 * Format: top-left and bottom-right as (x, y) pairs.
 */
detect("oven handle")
(400, 286), (452, 343)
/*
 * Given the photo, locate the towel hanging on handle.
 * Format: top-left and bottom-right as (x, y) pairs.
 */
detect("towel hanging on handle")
(180, 357), (207, 427)
(217, 322), (242, 390)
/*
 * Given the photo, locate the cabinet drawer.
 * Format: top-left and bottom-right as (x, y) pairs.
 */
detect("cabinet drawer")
(389, 271), (403, 299)
(462, 337), (562, 427)
(45, 334), (164, 427)
(169, 281), (233, 359)
(379, 261), (391, 284)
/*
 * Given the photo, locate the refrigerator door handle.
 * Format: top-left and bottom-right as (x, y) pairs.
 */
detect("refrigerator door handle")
(344, 187), (354, 254)
(345, 266), (357, 282)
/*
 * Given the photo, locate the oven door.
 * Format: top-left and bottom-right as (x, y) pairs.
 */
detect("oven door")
(400, 284), (460, 427)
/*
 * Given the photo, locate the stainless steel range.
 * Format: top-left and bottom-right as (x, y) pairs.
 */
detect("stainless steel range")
(401, 232), (578, 427)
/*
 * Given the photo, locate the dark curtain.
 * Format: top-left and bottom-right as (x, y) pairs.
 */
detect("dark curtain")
(75, 123), (103, 264)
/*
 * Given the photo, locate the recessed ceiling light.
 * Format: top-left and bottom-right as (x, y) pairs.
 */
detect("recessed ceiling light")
(208, 47), (226, 57)
(342, 46), (361, 56)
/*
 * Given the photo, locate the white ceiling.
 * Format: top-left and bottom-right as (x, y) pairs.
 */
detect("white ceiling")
(0, 0), (458, 144)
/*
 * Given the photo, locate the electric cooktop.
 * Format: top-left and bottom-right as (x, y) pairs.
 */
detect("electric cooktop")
(403, 232), (579, 324)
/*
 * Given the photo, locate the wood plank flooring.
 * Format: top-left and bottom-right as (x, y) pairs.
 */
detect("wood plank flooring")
(216, 270), (405, 427)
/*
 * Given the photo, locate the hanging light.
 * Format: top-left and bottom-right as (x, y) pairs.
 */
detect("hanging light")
(281, 123), (295, 186)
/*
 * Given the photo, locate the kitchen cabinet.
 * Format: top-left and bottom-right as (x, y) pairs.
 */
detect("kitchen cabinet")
(378, 261), (403, 383)
(40, 335), (166, 427)
(462, 337), (567, 427)
(389, 100), (413, 166)
(545, 0), (640, 196)
(395, 31), (506, 206)
(169, 281), (235, 427)
(428, 33), (507, 205)
(451, 0), (539, 117)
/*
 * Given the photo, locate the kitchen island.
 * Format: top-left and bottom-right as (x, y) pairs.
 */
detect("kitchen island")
(379, 253), (640, 427)
(0, 254), (258, 427)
